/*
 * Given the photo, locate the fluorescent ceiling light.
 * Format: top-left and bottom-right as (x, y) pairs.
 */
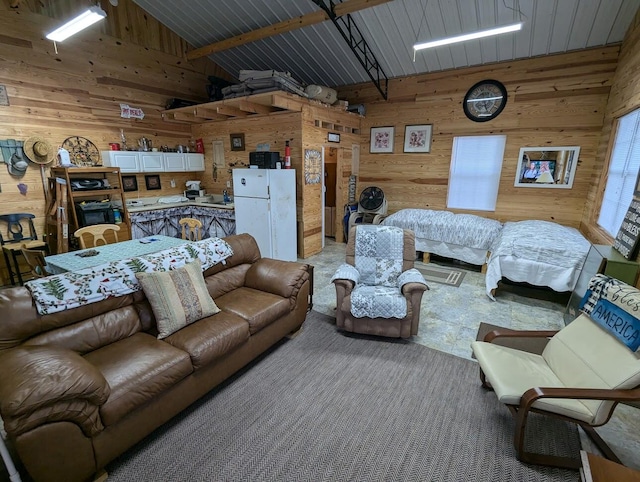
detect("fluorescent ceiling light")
(414, 22), (522, 51)
(46, 6), (107, 42)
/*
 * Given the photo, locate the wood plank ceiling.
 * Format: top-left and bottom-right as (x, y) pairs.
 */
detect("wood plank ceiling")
(133, 0), (640, 95)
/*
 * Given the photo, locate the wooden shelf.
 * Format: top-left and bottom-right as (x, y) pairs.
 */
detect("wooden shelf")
(48, 167), (132, 253)
(66, 189), (123, 198)
(162, 90), (354, 124)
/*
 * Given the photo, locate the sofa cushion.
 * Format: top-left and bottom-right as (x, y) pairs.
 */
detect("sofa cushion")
(215, 287), (290, 334)
(165, 312), (250, 369)
(23, 305), (142, 354)
(136, 260), (220, 339)
(84, 333), (192, 426)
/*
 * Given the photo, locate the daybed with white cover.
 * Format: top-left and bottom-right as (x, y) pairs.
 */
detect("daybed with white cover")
(485, 220), (591, 300)
(382, 209), (503, 269)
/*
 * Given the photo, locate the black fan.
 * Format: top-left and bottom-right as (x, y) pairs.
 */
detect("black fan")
(359, 186), (385, 211)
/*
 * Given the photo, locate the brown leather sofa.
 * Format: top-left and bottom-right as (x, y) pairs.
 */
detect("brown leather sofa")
(0, 234), (310, 482)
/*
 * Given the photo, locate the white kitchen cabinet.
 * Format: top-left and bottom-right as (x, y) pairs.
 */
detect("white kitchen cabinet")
(164, 153), (186, 171)
(101, 151), (204, 173)
(186, 153), (205, 171)
(101, 151), (140, 173)
(140, 152), (165, 172)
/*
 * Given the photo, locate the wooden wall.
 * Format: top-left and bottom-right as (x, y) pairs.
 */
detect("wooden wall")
(582, 9), (640, 244)
(191, 103), (361, 258)
(337, 47), (618, 228)
(300, 105), (360, 252)
(0, 0), (229, 283)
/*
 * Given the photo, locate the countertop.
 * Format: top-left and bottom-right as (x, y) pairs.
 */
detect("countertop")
(126, 200), (234, 213)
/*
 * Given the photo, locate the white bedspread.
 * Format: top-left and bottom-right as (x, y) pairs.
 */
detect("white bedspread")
(382, 209), (503, 250)
(485, 220), (591, 299)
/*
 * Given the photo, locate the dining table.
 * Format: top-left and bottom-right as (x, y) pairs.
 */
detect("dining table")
(44, 235), (190, 274)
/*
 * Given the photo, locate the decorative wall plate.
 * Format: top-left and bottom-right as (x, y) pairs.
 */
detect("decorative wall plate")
(463, 79), (507, 122)
(304, 149), (322, 184)
(61, 136), (101, 166)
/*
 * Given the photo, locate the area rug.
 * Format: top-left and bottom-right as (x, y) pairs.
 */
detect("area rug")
(107, 311), (579, 482)
(417, 264), (466, 287)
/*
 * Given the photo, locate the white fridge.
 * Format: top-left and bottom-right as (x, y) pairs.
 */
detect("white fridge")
(232, 168), (297, 261)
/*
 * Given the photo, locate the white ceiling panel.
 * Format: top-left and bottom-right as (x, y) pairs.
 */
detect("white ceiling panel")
(132, 0), (640, 96)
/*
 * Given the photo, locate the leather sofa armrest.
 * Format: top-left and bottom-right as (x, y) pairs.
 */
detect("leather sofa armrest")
(0, 346), (110, 420)
(245, 258), (310, 299)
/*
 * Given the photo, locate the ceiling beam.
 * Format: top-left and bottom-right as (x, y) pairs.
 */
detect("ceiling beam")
(215, 105), (250, 117)
(194, 107), (229, 121)
(236, 100), (278, 115)
(186, 0), (393, 60)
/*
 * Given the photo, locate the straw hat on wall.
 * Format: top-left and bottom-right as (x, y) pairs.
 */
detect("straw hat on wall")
(24, 137), (55, 165)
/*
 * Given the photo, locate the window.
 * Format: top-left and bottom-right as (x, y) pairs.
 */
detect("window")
(598, 109), (640, 236)
(447, 135), (506, 211)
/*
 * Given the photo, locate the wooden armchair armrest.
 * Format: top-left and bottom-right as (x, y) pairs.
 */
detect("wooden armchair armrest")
(484, 329), (559, 344)
(520, 385), (640, 412)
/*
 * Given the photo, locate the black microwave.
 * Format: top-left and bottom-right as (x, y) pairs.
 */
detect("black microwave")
(75, 201), (116, 227)
(249, 151), (280, 169)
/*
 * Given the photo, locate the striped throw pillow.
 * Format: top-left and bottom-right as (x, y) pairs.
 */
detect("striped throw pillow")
(136, 260), (220, 339)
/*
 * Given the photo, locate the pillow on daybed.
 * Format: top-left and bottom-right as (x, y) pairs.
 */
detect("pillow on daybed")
(136, 260), (220, 339)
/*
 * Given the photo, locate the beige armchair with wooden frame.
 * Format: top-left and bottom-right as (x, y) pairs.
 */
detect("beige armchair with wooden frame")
(471, 276), (640, 469)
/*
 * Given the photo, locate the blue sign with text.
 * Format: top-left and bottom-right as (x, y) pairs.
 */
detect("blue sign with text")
(586, 297), (640, 351)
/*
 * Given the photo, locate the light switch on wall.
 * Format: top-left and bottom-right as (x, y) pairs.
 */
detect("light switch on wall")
(227, 181), (231, 188)
(170, 179), (176, 188)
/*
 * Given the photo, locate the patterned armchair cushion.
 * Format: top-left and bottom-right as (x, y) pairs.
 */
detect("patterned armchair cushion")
(351, 286), (408, 319)
(354, 225), (404, 287)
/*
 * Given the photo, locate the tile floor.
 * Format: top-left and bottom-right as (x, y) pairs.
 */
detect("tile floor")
(304, 238), (640, 470)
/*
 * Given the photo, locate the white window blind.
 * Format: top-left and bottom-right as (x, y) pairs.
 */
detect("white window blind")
(447, 135), (506, 211)
(598, 109), (640, 236)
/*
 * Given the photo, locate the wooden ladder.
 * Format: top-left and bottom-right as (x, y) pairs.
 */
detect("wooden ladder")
(45, 176), (69, 254)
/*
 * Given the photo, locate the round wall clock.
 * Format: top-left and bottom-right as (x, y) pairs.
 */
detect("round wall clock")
(304, 149), (322, 185)
(463, 79), (507, 122)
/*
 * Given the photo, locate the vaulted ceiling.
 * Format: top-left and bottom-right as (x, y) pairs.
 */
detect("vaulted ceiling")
(133, 0), (640, 96)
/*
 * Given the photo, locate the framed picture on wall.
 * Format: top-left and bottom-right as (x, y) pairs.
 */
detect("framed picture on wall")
(370, 126), (394, 153)
(122, 175), (138, 192)
(403, 125), (432, 153)
(144, 174), (161, 190)
(230, 133), (245, 151)
(514, 146), (580, 189)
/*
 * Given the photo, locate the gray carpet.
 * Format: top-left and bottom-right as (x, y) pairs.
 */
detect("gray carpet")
(107, 311), (579, 481)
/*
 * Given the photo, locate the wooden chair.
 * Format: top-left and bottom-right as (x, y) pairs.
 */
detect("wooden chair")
(179, 217), (203, 241)
(21, 244), (50, 279)
(0, 213), (47, 285)
(74, 224), (121, 249)
(471, 276), (640, 469)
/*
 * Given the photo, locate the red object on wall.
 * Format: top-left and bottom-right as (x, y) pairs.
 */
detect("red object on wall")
(284, 140), (291, 169)
(195, 138), (204, 153)
(109, 143), (120, 150)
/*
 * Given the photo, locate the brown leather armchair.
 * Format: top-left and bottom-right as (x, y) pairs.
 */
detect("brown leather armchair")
(332, 225), (428, 338)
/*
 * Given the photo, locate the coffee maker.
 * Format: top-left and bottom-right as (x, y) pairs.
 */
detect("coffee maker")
(184, 180), (205, 200)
